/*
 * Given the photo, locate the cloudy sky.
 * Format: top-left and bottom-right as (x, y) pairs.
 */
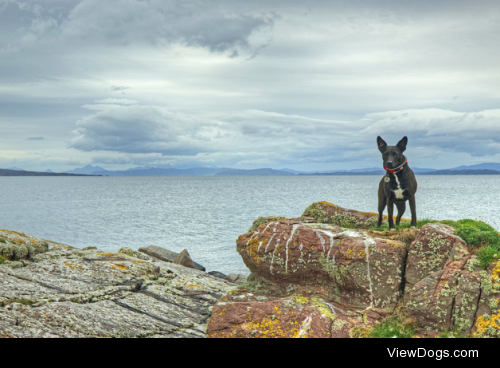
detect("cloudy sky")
(1, 0), (500, 172)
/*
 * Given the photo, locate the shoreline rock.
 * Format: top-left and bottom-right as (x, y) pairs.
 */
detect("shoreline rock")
(0, 230), (236, 338)
(138, 245), (206, 272)
(3, 200), (500, 338)
(207, 201), (500, 338)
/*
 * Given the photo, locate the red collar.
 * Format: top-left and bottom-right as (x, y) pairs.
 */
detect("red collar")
(384, 159), (408, 174)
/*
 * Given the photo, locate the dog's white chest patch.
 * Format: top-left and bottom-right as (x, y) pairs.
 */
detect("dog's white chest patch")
(393, 175), (404, 199)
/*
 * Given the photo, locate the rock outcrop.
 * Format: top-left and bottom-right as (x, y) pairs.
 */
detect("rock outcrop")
(207, 201), (500, 338)
(174, 249), (195, 269)
(2, 200), (500, 338)
(0, 230), (236, 338)
(138, 245), (206, 271)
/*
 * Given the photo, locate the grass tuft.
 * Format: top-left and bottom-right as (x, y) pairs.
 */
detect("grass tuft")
(370, 304), (417, 338)
(370, 318), (417, 338)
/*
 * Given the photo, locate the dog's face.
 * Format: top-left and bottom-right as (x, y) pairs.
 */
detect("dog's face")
(377, 136), (407, 169)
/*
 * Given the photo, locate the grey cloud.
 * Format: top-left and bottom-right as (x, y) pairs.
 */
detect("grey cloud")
(61, 0), (274, 53)
(1, 0), (275, 57)
(94, 99), (137, 105)
(70, 104), (230, 155)
(91, 155), (133, 165)
(360, 109), (500, 156)
(110, 86), (130, 91)
(28, 137), (44, 140)
(0, 1), (60, 52)
(3, 1), (500, 172)
(70, 105), (500, 170)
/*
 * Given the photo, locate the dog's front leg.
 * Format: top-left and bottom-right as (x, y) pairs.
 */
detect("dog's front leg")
(387, 199), (395, 230)
(409, 196), (417, 228)
(377, 195), (387, 227)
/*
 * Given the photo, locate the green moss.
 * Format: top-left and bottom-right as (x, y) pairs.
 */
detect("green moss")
(477, 246), (499, 269)
(329, 214), (382, 229)
(248, 216), (284, 233)
(0, 299), (35, 307)
(370, 318), (416, 338)
(452, 219), (500, 269)
(371, 217), (500, 269)
(436, 329), (468, 338)
(413, 218), (437, 227)
(0, 255), (5, 264)
(248, 217), (269, 233)
(303, 203), (329, 223)
(330, 214), (358, 228)
(236, 279), (273, 294)
(456, 227), (499, 248)
(479, 269), (500, 296)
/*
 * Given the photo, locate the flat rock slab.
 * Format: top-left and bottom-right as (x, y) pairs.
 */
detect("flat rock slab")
(0, 233), (236, 338)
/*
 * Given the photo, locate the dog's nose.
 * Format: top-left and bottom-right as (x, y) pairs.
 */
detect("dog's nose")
(386, 161), (393, 165)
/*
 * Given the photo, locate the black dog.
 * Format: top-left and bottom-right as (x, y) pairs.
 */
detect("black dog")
(377, 136), (417, 230)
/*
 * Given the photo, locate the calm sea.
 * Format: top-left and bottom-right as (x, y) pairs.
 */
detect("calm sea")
(0, 176), (498, 274)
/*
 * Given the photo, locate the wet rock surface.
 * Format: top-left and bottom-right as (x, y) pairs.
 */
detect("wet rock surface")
(0, 230), (236, 338)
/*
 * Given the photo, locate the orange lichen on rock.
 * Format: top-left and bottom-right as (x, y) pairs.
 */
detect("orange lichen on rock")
(110, 263), (128, 271)
(207, 293), (333, 338)
(492, 261), (500, 281)
(473, 312), (500, 337)
(100, 252), (122, 257)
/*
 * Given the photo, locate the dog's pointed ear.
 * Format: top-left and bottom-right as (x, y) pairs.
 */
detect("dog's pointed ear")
(377, 136), (387, 153)
(397, 136), (408, 152)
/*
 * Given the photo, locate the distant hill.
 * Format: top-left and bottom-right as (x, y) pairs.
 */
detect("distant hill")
(64, 165), (106, 175)
(289, 166), (436, 175)
(280, 168), (307, 174)
(299, 168), (500, 176)
(419, 169), (500, 175)
(448, 163), (500, 171)
(7, 166), (25, 171)
(60, 162), (500, 177)
(215, 168), (294, 176)
(0, 169), (96, 176)
(92, 167), (229, 176)
(299, 170), (384, 176)
(92, 167), (294, 176)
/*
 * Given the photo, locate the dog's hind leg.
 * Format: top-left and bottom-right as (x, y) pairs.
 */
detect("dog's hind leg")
(395, 202), (405, 226)
(377, 195), (387, 227)
(409, 196), (417, 228)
